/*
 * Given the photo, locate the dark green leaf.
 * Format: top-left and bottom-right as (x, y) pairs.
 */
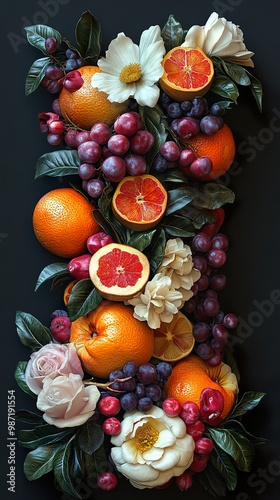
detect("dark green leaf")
(67, 279), (102, 321)
(210, 75), (239, 103)
(25, 57), (52, 95)
(229, 391), (266, 419)
(148, 227), (166, 275)
(35, 149), (80, 179)
(78, 422), (104, 455)
(16, 311), (52, 351)
(190, 182), (235, 209)
(53, 436), (82, 499)
(198, 459), (227, 497)
(160, 169), (189, 184)
(14, 361), (36, 398)
(180, 205), (216, 229)
(161, 14), (184, 51)
(92, 446), (108, 475)
(215, 58), (251, 86)
(15, 409), (43, 425)
(25, 25), (62, 54)
(139, 105), (168, 170)
(127, 229), (156, 252)
(75, 11), (101, 63)
(165, 187), (194, 215)
(210, 445), (238, 490)
(71, 443), (85, 482)
(221, 419), (269, 446)
(207, 427), (255, 471)
(161, 214), (196, 237)
(247, 72), (263, 112)
(91, 208), (122, 243)
(222, 347), (240, 383)
(35, 262), (69, 291)
(24, 444), (61, 480)
(19, 424), (75, 450)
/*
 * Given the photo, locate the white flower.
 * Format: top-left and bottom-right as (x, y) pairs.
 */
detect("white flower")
(127, 273), (183, 329)
(157, 238), (201, 301)
(110, 405), (195, 489)
(182, 12), (254, 67)
(91, 25), (165, 107)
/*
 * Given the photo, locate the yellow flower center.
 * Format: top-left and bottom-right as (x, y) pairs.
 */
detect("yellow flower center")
(135, 422), (159, 453)
(119, 63), (142, 83)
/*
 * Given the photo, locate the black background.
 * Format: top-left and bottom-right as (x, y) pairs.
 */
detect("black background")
(1, 1), (280, 499)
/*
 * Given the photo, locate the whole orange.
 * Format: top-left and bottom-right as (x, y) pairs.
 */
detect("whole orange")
(164, 354), (238, 423)
(70, 301), (155, 378)
(59, 66), (128, 130)
(32, 187), (101, 258)
(181, 124), (236, 181)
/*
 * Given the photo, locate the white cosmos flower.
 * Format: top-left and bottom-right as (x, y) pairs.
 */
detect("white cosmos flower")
(110, 405), (195, 489)
(91, 25), (166, 107)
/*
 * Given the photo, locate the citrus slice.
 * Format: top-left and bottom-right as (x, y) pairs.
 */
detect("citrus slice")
(63, 280), (78, 305)
(159, 46), (214, 102)
(153, 311), (195, 362)
(112, 174), (168, 231)
(89, 243), (150, 301)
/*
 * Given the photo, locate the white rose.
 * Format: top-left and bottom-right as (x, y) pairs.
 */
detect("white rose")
(37, 373), (100, 428)
(25, 343), (84, 395)
(182, 12), (254, 67)
(110, 405), (195, 489)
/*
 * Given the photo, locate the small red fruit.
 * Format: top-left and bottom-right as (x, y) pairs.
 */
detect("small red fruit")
(102, 417), (121, 435)
(97, 472), (118, 490)
(189, 453), (209, 472)
(50, 315), (71, 343)
(67, 254), (91, 279)
(175, 471), (193, 491)
(162, 398), (181, 417)
(98, 396), (121, 416)
(201, 207), (225, 238)
(86, 231), (114, 254)
(194, 437), (214, 455)
(200, 388), (224, 426)
(186, 420), (205, 441)
(179, 401), (200, 425)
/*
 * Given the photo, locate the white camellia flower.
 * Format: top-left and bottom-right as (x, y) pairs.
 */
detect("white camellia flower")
(182, 12), (254, 67)
(91, 25), (165, 107)
(110, 405), (195, 489)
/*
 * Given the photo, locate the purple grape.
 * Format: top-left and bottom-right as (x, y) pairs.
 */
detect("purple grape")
(120, 392), (138, 411)
(223, 313), (238, 329)
(191, 233), (212, 252)
(122, 361), (138, 377)
(137, 397), (153, 412)
(137, 363), (157, 384)
(193, 322), (211, 342)
(156, 361), (172, 380)
(196, 342), (213, 360)
(145, 384), (162, 402)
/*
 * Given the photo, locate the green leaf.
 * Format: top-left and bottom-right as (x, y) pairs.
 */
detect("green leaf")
(15, 409), (43, 425)
(207, 427), (255, 472)
(71, 443), (85, 482)
(198, 459), (227, 497)
(214, 58), (251, 86)
(247, 71), (263, 112)
(127, 229), (156, 252)
(14, 361), (36, 398)
(165, 187), (194, 215)
(35, 149), (80, 179)
(222, 347), (240, 383)
(221, 419), (268, 446)
(25, 25), (62, 54)
(161, 214), (196, 238)
(53, 436), (82, 499)
(35, 262), (69, 291)
(19, 424), (75, 450)
(24, 444), (61, 480)
(25, 57), (52, 95)
(15, 311), (52, 351)
(75, 10), (101, 63)
(91, 207), (122, 243)
(148, 227), (166, 275)
(210, 75), (239, 103)
(160, 169), (189, 184)
(210, 445), (238, 490)
(190, 182), (235, 209)
(67, 279), (102, 321)
(229, 391), (266, 419)
(180, 205), (216, 230)
(78, 422), (104, 455)
(139, 105), (168, 170)
(161, 14), (184, 51)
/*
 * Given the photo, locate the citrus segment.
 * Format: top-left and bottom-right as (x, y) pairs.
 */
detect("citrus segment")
(59, 66), (128, 129)
(153, 311), (195, 362)
(89, 243), (150, 301)
(112, 174), (168, 231)
(159, 47), (214, 102)
(32, 188), (101, 258)
(63, 280), (79, 305)
(164, 354), (238, 423)
(69, 301), (155, 378)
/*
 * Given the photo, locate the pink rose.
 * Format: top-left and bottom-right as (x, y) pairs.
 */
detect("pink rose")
(25, 343), (84, 395)
(37, 374), (100, 428)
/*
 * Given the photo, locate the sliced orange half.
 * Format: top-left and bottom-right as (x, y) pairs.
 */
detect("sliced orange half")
(112, 174), (168, 231)
(153, 311), (195, 362)
(159, 46), (214, 102)
(89, 243), (150, 301)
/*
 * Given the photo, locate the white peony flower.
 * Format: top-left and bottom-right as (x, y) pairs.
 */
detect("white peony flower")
(91, 25), (165, 107)
(110, 405), (195, 489)
(127, 273), (183, 329)
(182, 12), (254, 67)
(157, 238), (201, 301)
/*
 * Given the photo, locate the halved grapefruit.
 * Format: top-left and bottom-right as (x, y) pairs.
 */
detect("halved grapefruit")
(153, 311), (195, 362)
(89, 243), (150, 301)
(112, 174), (168, 231)
(159, 46), (214, 102)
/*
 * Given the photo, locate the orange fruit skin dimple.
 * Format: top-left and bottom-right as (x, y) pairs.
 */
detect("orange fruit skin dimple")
(181, 124), (236, 181)
(32, 188), (101, 259)
(69, 301), (155, 378)
(59, 66), (128, 130)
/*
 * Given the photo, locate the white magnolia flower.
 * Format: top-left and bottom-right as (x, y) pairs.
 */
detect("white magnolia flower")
(127, 273), (183, 329)
(91, 25), (165, 107)
(110, 405), (195, 489)
(157, 238), (201, 301)
(182, 12), (254, 67)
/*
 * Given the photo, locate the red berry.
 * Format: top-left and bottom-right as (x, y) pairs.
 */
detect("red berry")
(175, 471), (193, 491)
(199, 388), (224, 426)
(179, 401), (200, 425)
(186, 420), (205, 441)
(50, 316), (71, 343)
(162, 398), (181, 417)
(194, 437), (214, 455)
(102, 417), (121, 435)
(189, 453), (209, 472)
(97, 472), (118, 490)
(87, 232), (114, 254)
(98, 396), (121, 416)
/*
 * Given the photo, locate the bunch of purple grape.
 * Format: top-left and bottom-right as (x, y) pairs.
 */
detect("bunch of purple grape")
(184, 231), (238, 366)
(106, 360), (173, 412)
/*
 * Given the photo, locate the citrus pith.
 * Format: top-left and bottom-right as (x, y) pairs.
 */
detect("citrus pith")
(153, 311), (195, 362)
(69, 300), (155, 378)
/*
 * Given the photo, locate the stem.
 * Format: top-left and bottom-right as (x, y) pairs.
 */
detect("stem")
(83, 376), (132, 393)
